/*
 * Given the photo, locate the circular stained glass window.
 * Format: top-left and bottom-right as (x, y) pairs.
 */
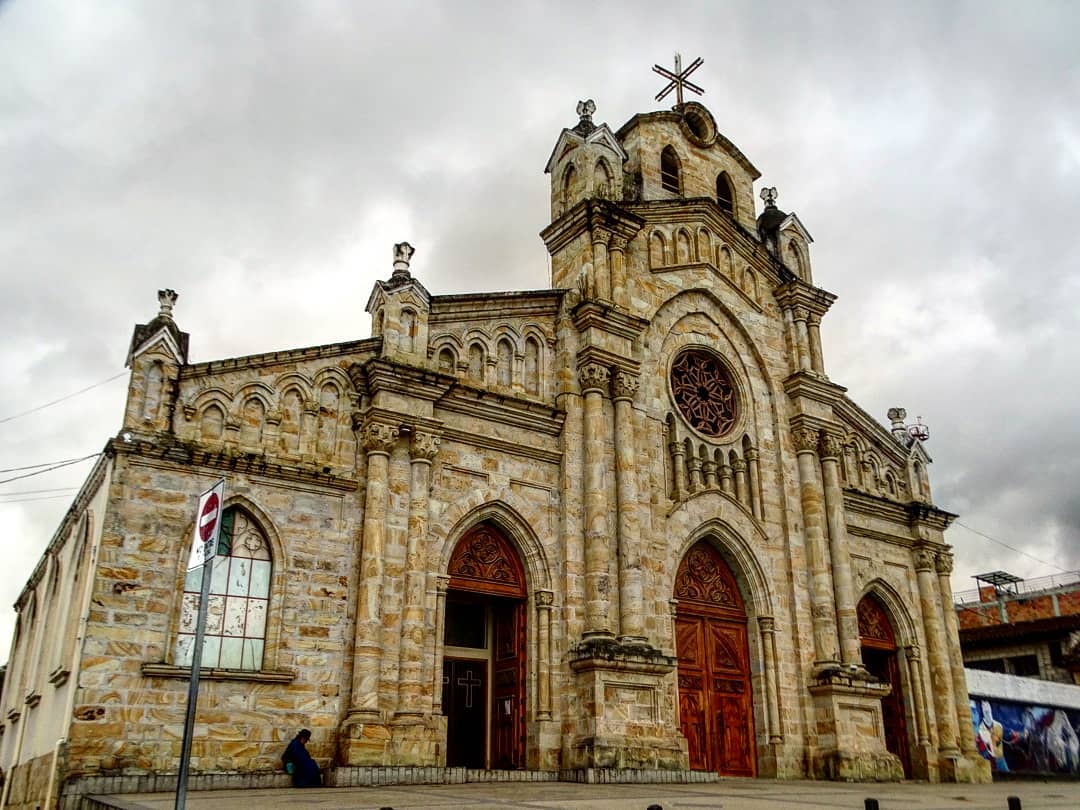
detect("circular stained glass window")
(670, 349), (739, 438)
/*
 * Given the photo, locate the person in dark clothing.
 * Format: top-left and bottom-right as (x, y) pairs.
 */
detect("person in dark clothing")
(282, 728), (321, 787)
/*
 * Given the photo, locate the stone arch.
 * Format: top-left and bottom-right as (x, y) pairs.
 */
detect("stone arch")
(675, 227), (694, 264)
(313, 366), (352, 394)
(593, 157), (613, 198)
(437, 345), (457, 373)
(717, 245), (734, 277)
(496, 337), (515, 387)
(142, 361), (165, 422)
(649, 229), (668, 268)
(432, 494), (553, 595)
(198, 402), (226, 442)
(273, 371), (315, 400)
(669, 508), (773, 618)
(523, 334), (542, 396)
(696, 227), (712, 266)
(858, 578), (918, 648)
(467, 341), (487, 382)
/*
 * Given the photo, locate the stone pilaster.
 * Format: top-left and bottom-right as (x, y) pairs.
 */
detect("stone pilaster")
(430, 575), (450, 716)
(746, 446), (764, 520)
(732, 456), (749, 507)
(819, 431), (861, 668)
(592, 227), (612, 302)
(669, 435), (688, 501)
(936, 551), (979, 759)
(395, 430), (440, 721)
(792, 306), (812, 372)
(913, 546), (960, 757)
(536, 590), (554, 720)
(759, 616), (783, 744)
(806, 312), (825, 375)
(299, 397), (319, 461)
(579, 362), (613, 638)
(609, 235), (628, 308)
(612, 371), (645, 642)
(792, 426), (839, 668)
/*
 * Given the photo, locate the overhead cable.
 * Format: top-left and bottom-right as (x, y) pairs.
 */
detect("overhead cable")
(0, 371), (127, 425)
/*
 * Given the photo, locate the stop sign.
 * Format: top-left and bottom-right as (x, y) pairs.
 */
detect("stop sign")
(198, 492), (220, 542)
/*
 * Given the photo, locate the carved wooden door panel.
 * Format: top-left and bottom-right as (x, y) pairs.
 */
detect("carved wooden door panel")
(491, 600), (525, 769)
(442, 658), (488, 768)
(859, 595), (912, 778)
(675, 540), (756, 776)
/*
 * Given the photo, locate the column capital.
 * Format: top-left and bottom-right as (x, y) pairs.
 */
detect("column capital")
(745, 446), (759, 462)
(362, 420), (399, 454)
(792, 305), (810, 323)
(578, 362), (611, 395)
(591, 227), (612, 246)
(913, 545), (936, 572)
(609, 234), (628, 252)
(758, 615), (775, 633)
(792, 426), (820, 456)
(409, 430), (441, 462)
(611, 370), (640, 402)
(302, 398), (320, 416)
(934, 550), (954, 575)
(806, 312), (822, 327)
(818, 431), (844, 460)
(536, 590), (555, 608)
(905, 644), (922, 662)
(435, 574), (451, 593)
(731, 457), (747, 473)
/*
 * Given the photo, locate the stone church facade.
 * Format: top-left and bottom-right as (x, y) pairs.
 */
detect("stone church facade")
(0, 98), (989, 807)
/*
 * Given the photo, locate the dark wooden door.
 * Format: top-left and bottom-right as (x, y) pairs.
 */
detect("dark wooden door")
(442, 658), (488, 768)
(491, 600), (525, 769)
(858, 595), (912, 778)
(674, 540), (755, 776)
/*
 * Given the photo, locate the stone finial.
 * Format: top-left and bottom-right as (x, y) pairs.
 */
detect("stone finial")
(392, 242), (415, 280)
(888, 407), (908, 443)
(157, 289), (178, 318)
(759, 187), (779, 208)
(577, 99), (596, 122)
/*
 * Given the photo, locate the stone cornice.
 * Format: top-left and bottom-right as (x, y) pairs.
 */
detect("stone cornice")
(908, 501), (958, 532)
(540, 199), (646, 255)
(441, 426), (562, 466)
(428, 289), (565, 325)
(784, 373), (848, 407)
(437, 387), (566, 437)
(109, 435), (358, 493)
(354, 358), (456, 402)
(141, 663), (295, 684)
(181, 338), (381, 380)
(774, 279), (838, 317)
(833, 396), (919, 467)
(576, 345), (641, 377)
(843, 488), (956, 538)
(571, 300), (650, 342)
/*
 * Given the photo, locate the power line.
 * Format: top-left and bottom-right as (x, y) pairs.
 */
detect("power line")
(0, 493), (79, 505)
(0, 454), (100, 486)
(0, 455), (102, 474)
(0, 487), (78, 497)
(0, 371), (127, 425)
(952, 520), (1069, 573)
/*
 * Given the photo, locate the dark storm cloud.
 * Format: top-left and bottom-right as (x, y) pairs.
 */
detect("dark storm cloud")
(1, 0), (1078, 654)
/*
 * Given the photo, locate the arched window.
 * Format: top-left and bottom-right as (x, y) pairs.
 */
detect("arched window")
(716, 172), (734, 214)
(279, 389), (303, 456)
(524, 337), (541, 396)
(562, 164), (577, 203)
(400, 308), (416, 352)
(438, 347), (456, 373)
(174, 507), (271, 671)
(317, 383), (339, 458)
(468, 343), (485, 381)
(497, 339), (514, 387)
(594, 159), (613, 198)
(240, 397), (264, 447)
(660, 146), (681, 194)
(200, 404), (225, 442)
(143, 362), (164, 422)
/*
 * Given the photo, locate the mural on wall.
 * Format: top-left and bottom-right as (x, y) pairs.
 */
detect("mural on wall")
(971, 697), (1080, 775)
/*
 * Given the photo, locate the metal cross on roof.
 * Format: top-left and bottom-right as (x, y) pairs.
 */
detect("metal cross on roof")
(653, 53), (704, 106)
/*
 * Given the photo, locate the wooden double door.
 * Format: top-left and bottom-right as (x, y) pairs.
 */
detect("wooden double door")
(858, 595), (912, 777)
(674, 541), (756, 776)
(443, 523), (527, 770)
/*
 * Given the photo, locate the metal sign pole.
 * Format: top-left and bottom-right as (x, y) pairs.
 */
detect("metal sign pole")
(174, 556), (213, 810)
(175, 479), (224, 810)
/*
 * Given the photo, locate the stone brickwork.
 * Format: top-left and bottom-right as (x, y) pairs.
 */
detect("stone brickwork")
(0, 97), (989, 807)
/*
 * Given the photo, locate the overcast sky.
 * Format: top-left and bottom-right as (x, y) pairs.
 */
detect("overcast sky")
(1, 0), (1078, 659)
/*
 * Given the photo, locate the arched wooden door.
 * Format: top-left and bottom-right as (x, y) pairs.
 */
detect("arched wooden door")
(443, 523), (526, 769)
(674, 540), (756, 776)
(858, 594), (912, 777)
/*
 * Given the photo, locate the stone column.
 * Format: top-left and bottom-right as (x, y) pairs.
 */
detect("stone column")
(746, 447), (764, 520)
(703, 458), (718, 489)
(914, 546), (960, 755)
(818, 431), (861, 668)
(719, 457), (734, 495)
(670, 437), (688, 501)
(592, 228), (612, 302)
(537, 590), (554, 719)
(687, 442), (703, 492)
(395, 429), (440, 719)
(732, 456), (749, 508)
(580, 362), (613, 638)
(905, 644), (931, 747)
(347, 419), (399, 721)
(609, 235), (628, 308)
(431, 575), (451, 714)
(806, 312), (825, 375)
(612, 371), (645, 642)
(299, 398), (319, 461)
(936, 551), (979, 757)
(759, 616), (783, 743)
(792, 306), (812, 373)
(793, 426), (839, 668)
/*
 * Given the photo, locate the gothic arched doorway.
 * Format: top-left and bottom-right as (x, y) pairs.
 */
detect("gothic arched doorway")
(858, 594), (912, 777)
(443, 523), (526, 769)
(674, 540), (756, 776)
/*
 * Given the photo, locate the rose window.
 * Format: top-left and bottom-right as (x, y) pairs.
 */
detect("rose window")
(670, 349), (738, 438)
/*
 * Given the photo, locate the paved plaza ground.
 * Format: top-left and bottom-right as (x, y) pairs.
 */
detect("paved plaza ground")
(90, 778), (1080, 810)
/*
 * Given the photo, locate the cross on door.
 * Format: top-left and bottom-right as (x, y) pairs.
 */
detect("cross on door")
(457, 669), (482, 708)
